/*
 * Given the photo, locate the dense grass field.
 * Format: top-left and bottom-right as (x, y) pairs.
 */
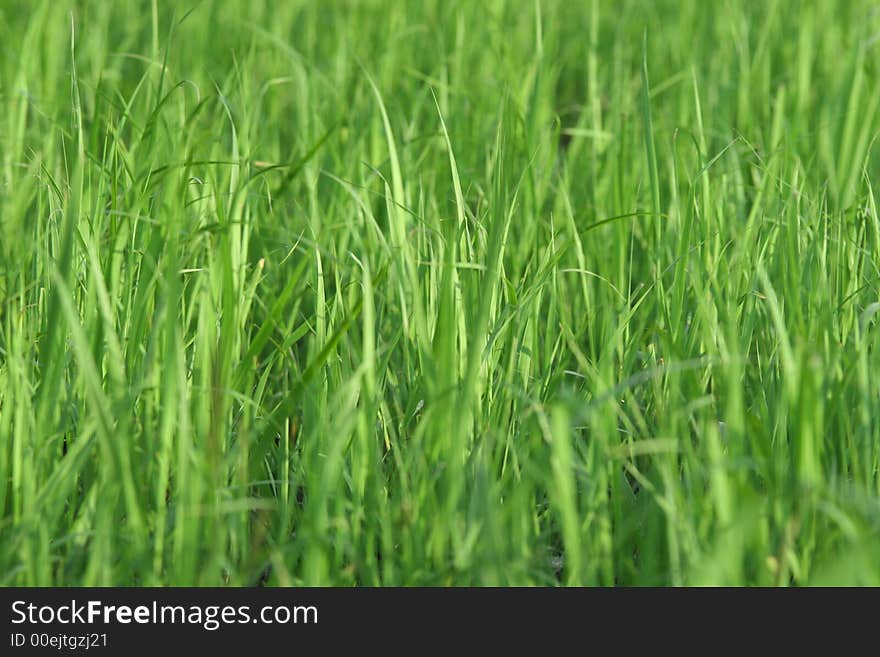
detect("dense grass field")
(1, 0), (879, 586)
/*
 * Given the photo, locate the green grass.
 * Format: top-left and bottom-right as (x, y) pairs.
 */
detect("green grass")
(1, 0), (879, 586)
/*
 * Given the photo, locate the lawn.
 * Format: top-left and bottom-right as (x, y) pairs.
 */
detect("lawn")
(1, 0), (879, 586)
